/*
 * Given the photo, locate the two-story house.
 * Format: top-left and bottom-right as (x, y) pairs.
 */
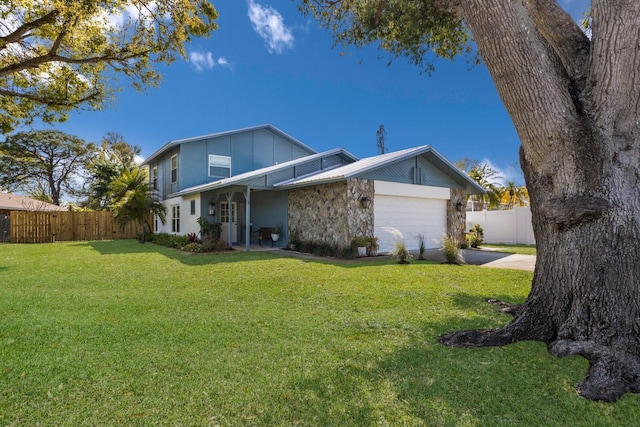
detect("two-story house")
(143, 124), (484, 253)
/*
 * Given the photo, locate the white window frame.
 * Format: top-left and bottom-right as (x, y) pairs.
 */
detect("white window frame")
(208, 154), (231, 178)
(171, 154), (178, 183)
(171, 204), (180, 233)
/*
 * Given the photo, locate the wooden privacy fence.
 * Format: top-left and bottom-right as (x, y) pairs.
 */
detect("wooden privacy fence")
(10, 211), (148, 243)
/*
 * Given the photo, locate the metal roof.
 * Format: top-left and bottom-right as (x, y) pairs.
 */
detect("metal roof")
(274, 145), (486, 194)
(141, 124), (317, 166)
(168, 148), (358, 197)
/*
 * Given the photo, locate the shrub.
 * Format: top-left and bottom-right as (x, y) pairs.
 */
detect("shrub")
(298, 240), (357, 259)
(441, 235), (465, 265)
(469, 224), (484, 248)
(184, 242), (200, 252)
(153, 233), (188, 249)
(366, 236), (379, 255)
(388, 241), (412, 264)
(352, 236), (369, 247)
(200, 236), (229, 253)
(288, 227), (299, 247)
(197, 217), (222, 241)
(414, 233), (427, 260)
(351, 236), (379, 256)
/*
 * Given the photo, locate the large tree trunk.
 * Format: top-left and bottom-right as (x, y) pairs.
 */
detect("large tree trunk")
(439, 0), (640, 402)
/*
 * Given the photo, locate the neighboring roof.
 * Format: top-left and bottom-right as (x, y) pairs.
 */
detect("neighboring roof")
(0, 192), (67, 212)
(275, 145), (486, 194)
(170, 148), (358, 197)
(142, 124), (317, 166)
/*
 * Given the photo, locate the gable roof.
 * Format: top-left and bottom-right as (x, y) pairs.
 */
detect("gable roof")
(0, 192), (67, 212)
(142, 124), (316, 166)
(274, 145), (485, 194)
(170, 148), (358, 197)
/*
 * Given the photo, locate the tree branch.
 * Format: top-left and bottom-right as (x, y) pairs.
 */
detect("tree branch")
(459, 0), (583, 171)
(524, 0), (590, 93)
(0, 87), (101, 106)
(0, 10), (60, 49)
(0, 47), (149, 77)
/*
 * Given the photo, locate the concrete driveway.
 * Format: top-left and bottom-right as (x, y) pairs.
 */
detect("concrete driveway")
(420, 248), (536, 272)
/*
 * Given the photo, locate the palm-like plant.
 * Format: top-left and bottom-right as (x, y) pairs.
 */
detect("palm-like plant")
(108, 168), (166, 243)
(466, 162), (503, 210)
(500, 181), (529, 209)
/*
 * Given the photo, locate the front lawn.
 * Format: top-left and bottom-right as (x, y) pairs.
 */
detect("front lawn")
(0, 241), (636, 425)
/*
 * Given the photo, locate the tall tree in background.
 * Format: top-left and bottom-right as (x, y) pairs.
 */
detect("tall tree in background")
(301, 1), (640, 401)
(463, 161), (503, 210)
(376, 124), (386, 154)
(501, 181), (529, 209)
(0, 0), (218, 133)
(0, 130), (93, 205)
(84, 132), (141, 210)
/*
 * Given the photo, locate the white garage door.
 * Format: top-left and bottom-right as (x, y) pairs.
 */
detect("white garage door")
(374, 194), (447, 254)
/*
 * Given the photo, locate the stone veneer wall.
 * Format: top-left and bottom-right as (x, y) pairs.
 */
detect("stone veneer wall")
(288, 179), (374, 247)
(346, 179), (374, 240)
(447, 188), (467, 242)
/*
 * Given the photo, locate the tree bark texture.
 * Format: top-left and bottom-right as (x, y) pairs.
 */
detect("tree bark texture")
(438, 0), (640, 402)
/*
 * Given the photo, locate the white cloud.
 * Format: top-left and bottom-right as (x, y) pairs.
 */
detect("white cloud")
(188, 51), (232, 72)
(247, 0), (294, 54)
(105, 4), (157, 28)
(481, 158), (525, 186)
(189, 51), (215, 71)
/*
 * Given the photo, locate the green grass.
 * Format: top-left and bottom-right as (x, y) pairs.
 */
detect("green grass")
(480, 243), (537, 255)
(1, 240), (636, 426)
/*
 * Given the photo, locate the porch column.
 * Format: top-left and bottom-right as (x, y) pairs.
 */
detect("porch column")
(225, 191), (235, 249)
(243, 187), (251, 252)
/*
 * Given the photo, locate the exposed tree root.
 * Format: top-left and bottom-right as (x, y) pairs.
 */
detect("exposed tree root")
(439, 324), (640, 402)
(438, 323), (526, 348)
(485, 298), (520, 315)
(550, 340), (640, 402)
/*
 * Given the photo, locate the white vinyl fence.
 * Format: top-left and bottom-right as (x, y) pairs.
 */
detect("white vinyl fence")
(466, 206), (535, 245)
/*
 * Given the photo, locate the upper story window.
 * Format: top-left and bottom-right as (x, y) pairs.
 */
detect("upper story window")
(171, 154), (178, 183)
(209, 154), (231, 178)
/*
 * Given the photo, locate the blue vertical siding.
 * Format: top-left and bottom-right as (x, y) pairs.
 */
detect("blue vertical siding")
(152, 127), (318, 196)
(253, 128), (275, 169)
(160, 148), (179, 195)
(181, 139), (207, 189)
(274, 135), (294, 164)
(206, 135), (231, 155)
(231, 132), (254, 175)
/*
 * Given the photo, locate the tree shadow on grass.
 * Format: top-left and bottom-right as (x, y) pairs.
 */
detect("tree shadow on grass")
(277, 315), (600, 426)
(81, 240), (278, 266)
(80, 240), (438, 269)
(269, 289), (620, 426)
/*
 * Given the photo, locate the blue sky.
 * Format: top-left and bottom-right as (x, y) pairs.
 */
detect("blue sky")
(51, 0), (589, 185)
